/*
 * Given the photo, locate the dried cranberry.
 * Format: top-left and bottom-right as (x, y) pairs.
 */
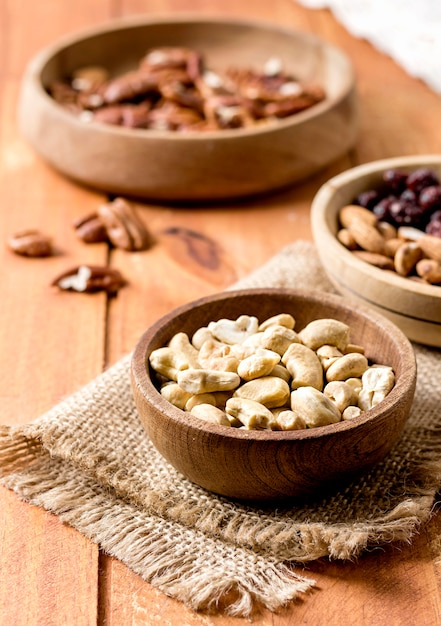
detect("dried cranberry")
(350, 166), (441, 232)
(406, 168), (439, 194)
(372, 196), (396, 222)
(426, 209), (441, 237)
(389, 199), (425, 226)
(400, 188), (417, 204)
(419, 185), (441, 211)
(426, 222), (441, 237)
(383, 169), (407, 193)
(355, 190), (381, 210)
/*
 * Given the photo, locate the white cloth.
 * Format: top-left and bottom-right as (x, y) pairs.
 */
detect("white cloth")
(297, 0), (441, 93)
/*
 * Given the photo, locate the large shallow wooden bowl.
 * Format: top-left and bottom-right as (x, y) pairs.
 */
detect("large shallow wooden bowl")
(18, 16), (358, 202)
(311, 155), (441, 347)
(131, 288), (416, 501)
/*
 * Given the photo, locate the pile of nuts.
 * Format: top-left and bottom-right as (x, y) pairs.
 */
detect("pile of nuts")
(7, 197), (153, 295)
(337, 167), (441, 285)
(48, 46), (326, 132)
(148, 312), (395, 430)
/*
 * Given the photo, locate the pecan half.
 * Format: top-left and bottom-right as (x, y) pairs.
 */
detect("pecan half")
(158, 80), (204, 113)
(140, 47), (202, 79)
(73, 213), (109, 244)
(71, 65), (110, 92)
(48, 48), (326, 132)
(49, 81), (79, 107)
(52, 265), (126, 294)
(101, 70), (159, 105)
(7, 229), (53, 257)
(262, 93), (325, 118)
(203, 95), (254, 129)
(97, 198), (153, 251)
(92, 102), (154, 129)
(146, 100), (204, 130)
(92, 105), (126, 125)
(120, 102), (154, 128)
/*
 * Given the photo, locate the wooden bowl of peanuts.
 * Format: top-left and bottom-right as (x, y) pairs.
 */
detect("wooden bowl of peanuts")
(18, 16), (357, 202)
(131, 288), (416, 501)
(311, 155), (441, 348)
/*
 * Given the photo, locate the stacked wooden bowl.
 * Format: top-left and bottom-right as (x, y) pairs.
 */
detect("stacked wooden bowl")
(312, 155), (441, 347)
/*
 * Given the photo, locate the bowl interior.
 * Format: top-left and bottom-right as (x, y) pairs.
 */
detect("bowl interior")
(133, 288), (415, 440)
(38, 17), (353, 120)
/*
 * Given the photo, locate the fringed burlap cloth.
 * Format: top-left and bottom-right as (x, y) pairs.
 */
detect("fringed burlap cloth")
(1, 241), (441, 616)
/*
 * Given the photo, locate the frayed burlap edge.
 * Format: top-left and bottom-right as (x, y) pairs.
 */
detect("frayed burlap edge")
(0, 437), (316, 616)
(0, 409), (438, 566)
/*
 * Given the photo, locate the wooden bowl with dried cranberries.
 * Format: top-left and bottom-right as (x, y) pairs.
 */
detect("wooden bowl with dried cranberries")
(311, 155), (441, 348)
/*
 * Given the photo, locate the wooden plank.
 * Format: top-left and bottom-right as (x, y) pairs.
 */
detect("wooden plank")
(303, 516), (441, 626)
(0, 486), (99, 626)
(1, 0), (441, 625)
(0, 3), (113, 626)
(105, 184), (322, 361)
(96, 517), (441, 626)
(1, 0), (117, 423)
(5, 0), (115, 77)
(0, 81), (109, 424)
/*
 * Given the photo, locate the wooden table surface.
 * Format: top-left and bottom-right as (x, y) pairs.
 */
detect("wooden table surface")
(2, 1), (441, 624)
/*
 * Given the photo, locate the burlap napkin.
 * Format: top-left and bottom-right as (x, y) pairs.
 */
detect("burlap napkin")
(1, 241), (441, 617)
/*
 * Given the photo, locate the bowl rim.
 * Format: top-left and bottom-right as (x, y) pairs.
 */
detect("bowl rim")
(311, 154), (441, 301)
(24, 13), (357, 142)
(131, 287), (416, 443)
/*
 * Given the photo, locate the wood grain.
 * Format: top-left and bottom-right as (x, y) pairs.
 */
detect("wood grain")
(1, 0), (441, 624)
(1, 3), (111, 624)
(0, 486), (99, 626)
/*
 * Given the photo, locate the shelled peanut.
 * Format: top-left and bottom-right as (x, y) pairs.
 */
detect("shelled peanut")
(148, 313), (395, 430)
(336, 167), (441, 285)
